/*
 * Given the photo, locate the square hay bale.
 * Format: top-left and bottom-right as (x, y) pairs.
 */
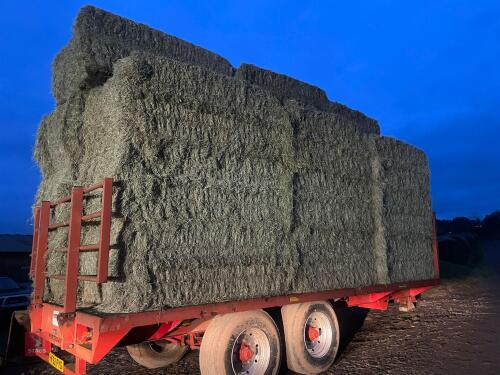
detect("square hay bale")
(235, 63), (329, 110)
(236, 64), (380, 135)
(284, 103), (390, 288)
(376, 137), (435, 282)
(53, 5), (234, 104)
(292, 228), (381, 291)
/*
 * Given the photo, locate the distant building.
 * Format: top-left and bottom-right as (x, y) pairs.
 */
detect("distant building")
(0, 234), (32, 284)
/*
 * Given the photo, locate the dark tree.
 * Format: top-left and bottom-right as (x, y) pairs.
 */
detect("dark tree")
(481, 211), (500, 239)
(436, 216), (479, 235)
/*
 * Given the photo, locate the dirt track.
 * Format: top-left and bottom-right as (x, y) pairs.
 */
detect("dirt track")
(4, 242), (500, 375)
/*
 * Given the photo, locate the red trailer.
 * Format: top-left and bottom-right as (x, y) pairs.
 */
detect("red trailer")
(26, 178), (439, 374)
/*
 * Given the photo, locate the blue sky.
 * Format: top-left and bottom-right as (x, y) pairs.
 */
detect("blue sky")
(1, 1), (499, 233)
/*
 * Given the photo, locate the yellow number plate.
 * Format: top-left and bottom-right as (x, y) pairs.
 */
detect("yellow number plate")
(48, 352), (64, 373)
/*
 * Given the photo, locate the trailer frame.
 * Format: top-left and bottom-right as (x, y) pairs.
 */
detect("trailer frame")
(27, 178), (440, 374)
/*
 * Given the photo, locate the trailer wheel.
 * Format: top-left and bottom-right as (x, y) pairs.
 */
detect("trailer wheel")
(199, 310), (281, 375)
(126, 340), (188, 369)
(281, 301), (339, 374)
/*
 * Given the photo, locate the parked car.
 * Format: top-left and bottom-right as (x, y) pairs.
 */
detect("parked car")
(0, 277), (31, 323)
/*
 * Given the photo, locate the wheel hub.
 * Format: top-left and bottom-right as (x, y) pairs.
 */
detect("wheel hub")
(303, 311), (333, 359)
(231, 328), (271, 375)
(239, 342), (254, 363)
(307, 325), (321, 341)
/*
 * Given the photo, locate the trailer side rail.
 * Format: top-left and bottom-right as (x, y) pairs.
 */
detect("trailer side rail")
(30, 178), (113, 314)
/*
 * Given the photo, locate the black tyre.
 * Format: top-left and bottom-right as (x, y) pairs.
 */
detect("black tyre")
(126, 340), (188, 369)
(199, 310), (281, 375)
(281, 301), (339, 374)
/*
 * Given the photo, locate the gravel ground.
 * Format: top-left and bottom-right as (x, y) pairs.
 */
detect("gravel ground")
(3, 243), (500, 374)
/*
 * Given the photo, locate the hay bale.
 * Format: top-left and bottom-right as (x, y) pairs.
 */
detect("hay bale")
(236, 64), (380, 135)
(324, 102), (380, 135)
(376, 137), (435, 282)
(284, 102), (389, 291)
(53, 5), (234, 104)
(235, 64), (329, 109)
(34, 7), (435, 313)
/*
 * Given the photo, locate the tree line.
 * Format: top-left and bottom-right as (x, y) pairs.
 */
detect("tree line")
(437, 210), (500, 239)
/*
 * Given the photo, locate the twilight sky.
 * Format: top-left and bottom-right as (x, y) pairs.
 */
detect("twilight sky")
(1, 1), (499, 233)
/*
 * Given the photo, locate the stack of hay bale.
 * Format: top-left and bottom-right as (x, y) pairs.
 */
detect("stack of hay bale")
(376, 138), (434, 282)
(34, 6), (435, 313)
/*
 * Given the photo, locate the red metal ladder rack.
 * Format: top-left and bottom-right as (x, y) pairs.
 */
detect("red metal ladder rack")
(30, 178), (113, 314)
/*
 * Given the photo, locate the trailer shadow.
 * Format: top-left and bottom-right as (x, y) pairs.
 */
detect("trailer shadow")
(333, 304), (369, 357)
